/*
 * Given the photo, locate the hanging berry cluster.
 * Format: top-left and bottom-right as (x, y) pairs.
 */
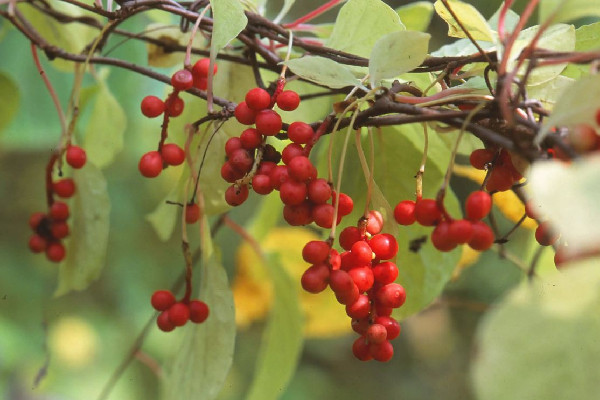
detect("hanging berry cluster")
(138, 58), (217, 178)
(151, 289), (209, 332)
(28, 145), (87, 262)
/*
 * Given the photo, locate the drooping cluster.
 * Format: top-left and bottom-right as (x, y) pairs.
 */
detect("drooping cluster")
(28, 145), (87, 262)
(151, 289), (210, 332)
(394, 191), (495, 252)
(138, 58), (217, 179)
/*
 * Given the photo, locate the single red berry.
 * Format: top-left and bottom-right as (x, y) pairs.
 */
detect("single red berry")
(281, 143), (305, 165)
(171, 69), (194, 91)
(50, 221), (69, 239)
(369, 233), (398, 260)
(302, 240), (330, 264)
(279, 180), (308, 206)
(192, 58), (217, 78)
(49, 201), (70, 221)
(287, 121), (314, 144)
(240, 128), (263, 150)
(151, 290), (176, 311)
(193, 76), (208, 91)
(46, 241), (66, 262)
(468, 221), (495, 251)
(351, 318), (370, 335)
(283, 202), (313, 226)
(370, 340), (394, 362)
(311, 203), (335, 228)
(166, 95), (185, 117)
(345, 295), (370, 319)
(255, 110), (282, 136)
(329, 248), (341, 270)
(257, 161), (277, 176)
(29, 234), (47, 253)
(335, 284), (359, 305)
(157, 311), (176, 332)
(352, 336), (372, 361)
(225, 184), (249, 206)
(375, 303), (393, 317)
(535, 221), (559, 246)
(252, 174), (273, 195)
(53, 178), (76, 198)
(287, 156), (316, 182)
(161, 143), (186, 166)
(276, 90), (301, 111)
(340, 251), (360, 271)
(394, 200), (416, 225)
(348, 266), (374, 292)
(351, 241), (373, 265)
(228, 148), (253, 173)
(189, 300), (210, 323)
(332, 192), (354, 217)
(372, 261), (399, 285)
(140, 95), (165, 118)
(414, 199), (442, 226)
(465, 190), (492, 221)
(329, 269), (355, 294)
(221, 161), (244, 183)
(301, 263), (329, 293)
(29, 212), (46, 230)
(485, 167), (514, 192)
(234, 102), (257, 125)
(431, 220), (457, 252)
(185, 203), (201, 224)
(376, 283), (406, 308)
(168, 303), (190, 327)
(374, 316), (401, 340)
(307, 179), (332, 204)
(366, 210), (384, 235)
(367, 324), (388, 344)
(245, 88), (272, 111)
(224, 137), (243, 156)
(448, 219), (473, 244)
(469, 148), (495, 170)
(339, 226), (362, 251)
(66, 145), (86, 169)
(269, 165), (290, 190)
(138, 151), (163, 178)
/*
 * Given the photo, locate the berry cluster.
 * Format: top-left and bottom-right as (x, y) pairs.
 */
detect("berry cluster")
(301, 213), (405, 362)
(394, 191), (495, 252)
(138, 58), (217, 179)
(469, 148), (522, 192)
(151, 289), (209, 332)
(28, 145), (87, 262)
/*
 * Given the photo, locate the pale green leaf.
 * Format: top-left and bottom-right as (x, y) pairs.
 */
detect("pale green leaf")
(396, 1), (434, 32)
(246, 254), (304, 400)
(162, 250), (235, 400)
(284, 56), (361, 89)
(432, 37), (496, 57)
(326, 0), (405, 58)
(537, 75), (600, 141)
(0, 72), (19, 133)
(82, 70), (126, 169)
(527, 75), (575, 109)
(487, 4), (520, 32)
(369, 31), (430, 87)
(273, 0), (296, 24)
(472, 259), (600, 400)
(145, 23), (207, 68)
(433, 0), (494, 41)
(575, 22), (600, 52)
(210, 0), (248, 53)
(145, 171), (187, 242)
(529, 155), (600, 255)
(539, 0), (600, 24)
(55, 164), (110, 296)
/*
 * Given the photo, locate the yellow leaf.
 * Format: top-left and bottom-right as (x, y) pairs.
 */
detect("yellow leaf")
(146, 24), (207, 68)
(233, 227), (349, 338)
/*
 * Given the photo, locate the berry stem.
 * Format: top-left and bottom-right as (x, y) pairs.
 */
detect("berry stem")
(45, 153), (59, 207)
(184, 5), (211, 69)
(283, 0), (343, 29)
(354, 128), (374, 219)
(415, 123), (428, 201)
(304, 113), (334, 157)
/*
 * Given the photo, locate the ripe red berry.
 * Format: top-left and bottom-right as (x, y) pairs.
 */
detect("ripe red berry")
(166, 95), (184, 117)
(279, 180), (308, 206)
(157, 311), (176, 332)
(193, 76), (208, 90)
(140, 95), (165, 118)
(394, 200), (416, 225)
(269, 165), (290, 190)
(469, 148), (495, 170)
(189, 300), (210, 323)
(352, 336), (372, 361)
(225, 184), (249, 206)
(301, 263), (329, 293)
(535, 221), (559, 246)
(221, 161), (244, 183)
(372, 261), (399, 285)
(307, 178), (332, 204)
(370, 340), (394, 362)
(369, 233), (398, 260)
(348, 267), (374, 292)
(339, 226), (362, 251)
(311, 203), (335, 228)
(245, 88), (272, 111)
(366, 323), (388, 344)
(225, 137), (243, 156)
(351, 318), (370, 335)
(331, 192), (354, 217)
(468, 221), (495, 250)
(171, 69), (194, 91)
(431, 220), (457, 252)
(257, 161), (277, 176)
(168, 303), (190, 326)
(53, 178), (76, 198)
(351, 241), (373, 265)
(185, 203), (201, 224)
(335, 284), (359, 305)
(49, 201), (70, 220)
(329, 269), (355, 294)
(151, 290), (176, 311)
(255, 110), (282, 136)
(287, 121), (313, 144)
(346, 295), (370, 319)
(66, 145), (86, 169)
(29, 212), (46, 230)
(366, 210), (384, 235)
(302, 240), (330, 264)
(465, 190), (492, 221)
(287, 156), (315, 182)
(283, 202), (313, 226)
(192, 58), (217, 78)
(376, 283), (406, 308)
(414, 199), (442, 226)
(448, 219), (473, 244)
(29, 234), (47, 253)
(50, 221), (69, 239)
(229, 148), (253, 173)
(373, 316), (401, 340)
(161, 143), (186, 166)
(252, 174), (273, 195)
(234, 102), (257, 125)
(281, 143), (304, 165)
(240, 128), (263, 150)
(276, 90), (300, 111)
(138, 151), (163, 178)
(46, 241), (66, 262)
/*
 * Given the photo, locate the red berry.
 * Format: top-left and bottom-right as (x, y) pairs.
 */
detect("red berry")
(352, 336), (372, 361)
(287, 121), (313, 144)
(193, 76), (208, 90)
(369, 233), (398, 260)
(225, 184), (249, 206)
(468, 221), (495, 250)
(138, 151), (163, 178)
(225, 137), (243, 157)
(221, 161), (244, 183)
(366, 323), (388, 344)
(448, 219), (473, 244)
(53, 178), (76, 198)
(168, 303), (190, 327)
(257, 161), (277, 176)
(245, 88), (272, 111)
(281, 143), (305, 164)
(332, 192), (354, 216)
(351, 241), (373, 265)
(29, 234), (47, 253)
(301, 263), (329, 293)
(46, 241), (66, 262)
(240, 128), (263, 150)
(255, 110), (282, 136)
(140, 95), (165, 118)
(394, 200), (416, 225)
(171, 69), (194, 91)
(229, 148), (253, 173)
(335, 284), (359, 305)
(307, 178), (332, 204)
(185, 203), (201, 224)
(302, 240), (330, 264)
(251, 174), (273, 195)
(161, 143), (186, 166)
(276, 90), (300, 111)
(151, 290), (176, 311)
(269, 165), (290, 190)
(469, 148), (495, 170)
(287, 156), (315, 182)
(50, 221), (69, 239)
(535, 221), (559, 246)
(346, 295), (370, 319)
(431, 220), (457, 252)
(189, 300), (210, 323)
(66, 145), (86, 169)
(465, 190), (492, 221)
(370, 340), (394, 362)
(279, 180), (308, 206)
(372, 261), (399, 285)
(348, 267), (374, 292)
(414, 199), (442, 226)
(29, 212), (46, 230)
(283, 202), (313, 226)
(366, 210), (384, 235)
(49, 201), (70, 220)
(192, 58), (217, 78)
(374, 316), (401, 340)
(376, 283), (406, 308)
(339, 226), (362, 251)
(234, 102), (257, 125)
(351, 318), (370, 335)
(165, 95), (185, 117)
(329, 269), (355, 293)
(485, 167), (514, 192)
(312, 203), (335, 228)
(157, 311), (175, 332)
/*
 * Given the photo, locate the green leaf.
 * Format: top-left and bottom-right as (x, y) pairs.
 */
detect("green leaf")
(0, 72), (19, 133)
(537, 75), (600, 141)
(284, 56), (361, 89)
(55, 164), (110, 296)
(326, 0), (405, 58)
(527, 75), (575, 109)
(210, 0), (248, 54)
(396, 1), (434, 32)
(529, 155), (600, 255)
(369, 31), (431, 87)
(472, 259), (600, 400)
(162, 247), (235, 400)
(245, 254), (304, 400)
(539, 0), (600, 24)
(575, 22), (600, 52)
(145, 171), (187, 241)
(82, 70), (126, 169)
(433, 0), (494, 42)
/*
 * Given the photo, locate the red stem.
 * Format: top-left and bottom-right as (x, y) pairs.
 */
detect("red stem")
(497, 0), (515, 42)
(304, 115), (334, 156)
(283, 0), (343, 29)
(45, 154), (59, 207)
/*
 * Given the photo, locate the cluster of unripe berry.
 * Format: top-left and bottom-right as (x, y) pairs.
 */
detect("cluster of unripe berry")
(138, 58), (217, 179)
(394, 191), (495, 252)
(301, 213), (405, 362)
(28, 145), (87, 262)
(151, 289), (209, 332)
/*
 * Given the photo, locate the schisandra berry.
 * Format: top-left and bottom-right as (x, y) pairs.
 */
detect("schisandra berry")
(229, 149), (253, 173)
(366, 210), (384, 235)
(376, 283), (406, 308)
(50, 221), (69, 239)
(287, 156), (316, 182)
(234, 102), (257, 125)
(311, 204), (335, 228)
(276, 90), (300, 111)
(29, 212), (46, 230)
(225, 184), (249, 206)
(366, 324), (388, 344)
(157, 311), (175, 332)
(245, 88), (272, 111)
(302, 240), (330, 264)
(168, 303), (190, 326)
(346, 295), (370, 319)
(151, 290), (176, 311)
(535, 221), (559, 246)
(189, 300), (210, 323)
(192, 58), (217, 78)
(225, 137), (243, 156)
(66, 145), (87, 169)
(283, 202), (313, 226)
(29, 234), (47, 253)
(348, 267), (374, 292)
(469, 148), (495, 169)
(351, 241), (373, 265)
(332, 193), (354, 216)
(269, 165), (290, 190)
(370, 340), (394, 362)
(252, 174), (273, 195)
(161, 143), (186, 166)
(166, 95), (184, 117)
(171, 69), (194, 91)
(307, 179), (332, 204)
(329, 270), (355, 294)
(394, 200), (416, 225)
(352, 336), (372, 361)
(431, 221), (457, 252)
(46, 242), (66, 262)
(301, 263), (329, 293)
(221, 162), (244, 183)
(255, 110), (282, 136)
(185, 203), (201, 224)
(372, 261), (399, 285)
(468, 221), (495, 250)
(465, 190), (492, 221)
(339, 226), (361, 251)
(140, 95), (165, 118)
(49, 201), (70, 220)
(240, 128), (263, 150)
(281, 143), (304, 164)
(335, 284), (359, 305)
(287, 121), (313, 144)
(448, 219), (473, 244)
(138, 151), (163, 178)
(414, 199), (442, 226)
(53, 178), (76, 198)
(370, 234), (398, 260)
(374, 316), (401, 340)
(279, 180), (308, 206)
